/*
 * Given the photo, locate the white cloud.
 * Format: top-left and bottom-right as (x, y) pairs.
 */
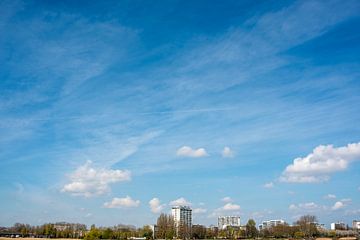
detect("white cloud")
(331, 199), (351, 211)
(289, 204), (298, 211)
(331, 201), (345, 210)
(289, 202), (325, 212)
(193, 208), (207, 214)
(222, 146), (234, 158)
(222, 203), (241, 211)
(62, 161), (131, 197)
(170, 197), (191, 206)
(298, 202), (319, 210)
(324, 194), (336, 199)
(149, 198), (166, 213)
(280, 142), (360, 183)
(210, 202), (241, 218)
(221, 197), (233, 202)
(176, 146), (208, 158)
(263, 182), (274, 188)
(345, 209), (360, 216)
(104, 196), (140, 208)
(250, 210), (273, 219)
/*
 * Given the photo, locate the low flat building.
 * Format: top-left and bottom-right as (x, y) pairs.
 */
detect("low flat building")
(331, 222), (346, 230)
(259, 219), (286, 230)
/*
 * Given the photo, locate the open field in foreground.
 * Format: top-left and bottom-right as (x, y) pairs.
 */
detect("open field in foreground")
(1, 238), (358, 240)
(0, 238), (80, 240)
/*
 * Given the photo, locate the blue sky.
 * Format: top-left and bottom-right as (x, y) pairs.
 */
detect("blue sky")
(0, 0), (360, 228)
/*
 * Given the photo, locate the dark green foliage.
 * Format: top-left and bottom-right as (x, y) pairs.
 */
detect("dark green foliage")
(246, 219), (258, 238)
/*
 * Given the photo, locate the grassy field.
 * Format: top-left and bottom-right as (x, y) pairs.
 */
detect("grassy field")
(0, 238), (80, 240)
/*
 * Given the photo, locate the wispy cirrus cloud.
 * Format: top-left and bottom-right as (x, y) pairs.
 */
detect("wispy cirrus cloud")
(221, 197), (233, 203)
(324, 194), (336, 199)
(263, 182), (274, 189)
(1, 0), (359, 227)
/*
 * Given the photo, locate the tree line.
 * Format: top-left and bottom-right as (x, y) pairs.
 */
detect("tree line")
(1, 215), (358, 239)
(0, 223), (152, 240)
(0, 222), (86, 238)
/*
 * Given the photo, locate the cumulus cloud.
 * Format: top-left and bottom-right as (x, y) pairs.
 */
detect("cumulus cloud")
(149, 198), (166, 213)
(170, 197), (191, 206)
(331, 201), (345, 210)
(263, 182), (274, 188)
(222, 203), (241, 211)
(62, 161), (131, 197)
(210, 202), (241, 218)
(222, 197), (233, 202)
(331, 198), (351, 211)
(193, 208), (207, 214)
(222, 147), (234, 158)
(280, 142), (360, 183)
(176, 146), (208, 158)
(104, 196), (140, 208)
(324, 194), (336, 199)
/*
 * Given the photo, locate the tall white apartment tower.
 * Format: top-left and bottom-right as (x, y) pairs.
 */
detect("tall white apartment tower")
(171, 206), (192, 238)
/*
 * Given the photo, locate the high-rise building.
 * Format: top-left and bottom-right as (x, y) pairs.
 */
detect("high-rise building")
(172, 206), (192, 238)
(259, 220), (286, 230)
(218, 216), (241, 230)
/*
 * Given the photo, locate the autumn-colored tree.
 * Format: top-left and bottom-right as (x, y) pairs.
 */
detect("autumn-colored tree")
(156, 213), (175, 239)
(295, 215), (319, 238)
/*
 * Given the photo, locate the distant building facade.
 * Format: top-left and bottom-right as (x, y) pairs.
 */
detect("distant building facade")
(150, 225), (157, 239)
(331, 222), (346, 230)
(352, 220), (360, 230)
(259, 220), (286, 230)
(172, 206), (192, 238)
(314, 222), (326, 231)
(218, 216), (241, 230)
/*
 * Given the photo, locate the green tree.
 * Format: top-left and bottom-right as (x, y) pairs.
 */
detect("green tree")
(85, 225), (100, 240)
(102, 228), (114, 239)
(139, 225), (153, 239)
(192, 225), (206, 239)
(245, 219), (258, 238)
